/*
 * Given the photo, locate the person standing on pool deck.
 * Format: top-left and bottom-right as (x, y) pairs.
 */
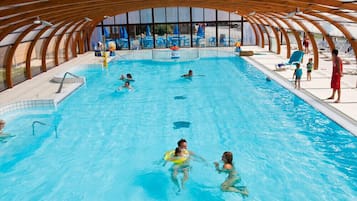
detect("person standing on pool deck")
(214, 151), (248, 197)
(306, 58), (313, 81)
(327, 49), (343, 103)
(293, 63), (302, 89)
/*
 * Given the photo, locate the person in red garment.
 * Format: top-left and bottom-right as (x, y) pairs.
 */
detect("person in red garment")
(327, 49), (343, 103)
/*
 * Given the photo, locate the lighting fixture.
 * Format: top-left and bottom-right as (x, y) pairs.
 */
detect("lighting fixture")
(33, 17), (41, 24)
(33, 16), (53, 26)
(248, 11), (256, 16)
(84, 17), (92, 22)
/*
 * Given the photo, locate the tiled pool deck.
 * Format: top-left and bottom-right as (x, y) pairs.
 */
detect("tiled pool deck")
(0, 46), (356, 135)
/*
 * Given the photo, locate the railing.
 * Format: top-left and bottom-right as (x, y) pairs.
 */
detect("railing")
(32, 121), (58, 138)
(56, 72), (81, 93)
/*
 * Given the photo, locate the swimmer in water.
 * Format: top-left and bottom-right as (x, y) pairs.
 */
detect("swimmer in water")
(163, 147), (190, 192)
(118, 81), (133, 91)
(214, 151), (248, 197)
(181, 70), (193, 78)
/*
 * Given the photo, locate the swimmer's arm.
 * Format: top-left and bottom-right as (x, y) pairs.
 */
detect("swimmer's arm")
(162, 160), (167, 167)
(190, 151), (206, 162)
(214, 162), (223, 173)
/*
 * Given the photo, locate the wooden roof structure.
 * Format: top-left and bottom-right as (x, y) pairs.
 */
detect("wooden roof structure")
(0, 0), (356, 89)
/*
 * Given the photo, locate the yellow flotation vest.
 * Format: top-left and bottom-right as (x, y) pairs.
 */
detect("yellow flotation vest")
(164, 149), (189, 165)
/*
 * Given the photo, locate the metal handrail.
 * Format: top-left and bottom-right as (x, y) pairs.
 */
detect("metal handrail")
(32, 121), (46, 136)
(56, 72), (81, 93)
(32, 121), (58, 138)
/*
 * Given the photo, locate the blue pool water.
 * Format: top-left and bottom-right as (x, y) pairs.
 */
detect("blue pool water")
(0, 53), (356, 200)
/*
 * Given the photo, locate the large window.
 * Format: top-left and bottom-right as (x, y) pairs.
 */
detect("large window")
(154, 8), (166, 23)
(166, 7), (178, 23)
(140, 9), (152, 24)
(178, 7), (190, 22)
(192, 8), (203, 22)
(128, 11), (140, 24)
(92, 7), (247, 50)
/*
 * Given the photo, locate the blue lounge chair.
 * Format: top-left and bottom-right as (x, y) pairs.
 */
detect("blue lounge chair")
(276, 50), (304, 70)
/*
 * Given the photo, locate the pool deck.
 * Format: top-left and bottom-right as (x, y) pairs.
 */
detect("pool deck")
(0, 47), (356, 135)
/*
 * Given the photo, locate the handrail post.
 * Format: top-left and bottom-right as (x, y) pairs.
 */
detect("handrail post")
(56, 72), (81, 93)
(32, 121), (47, 136)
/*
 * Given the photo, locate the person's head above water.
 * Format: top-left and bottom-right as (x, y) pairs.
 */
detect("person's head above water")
(177, 138), (187, 149)
(188, 70), (193, 75)
(222, 151), (233, 164)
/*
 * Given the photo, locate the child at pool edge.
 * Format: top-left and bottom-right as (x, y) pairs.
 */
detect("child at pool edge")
(214, 151), (248, 197)
(293, 63), (303, 89)
(306, 58), (313, 81)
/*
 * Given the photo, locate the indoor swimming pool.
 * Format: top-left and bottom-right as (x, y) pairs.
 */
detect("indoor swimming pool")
(0, 51), (356, 201)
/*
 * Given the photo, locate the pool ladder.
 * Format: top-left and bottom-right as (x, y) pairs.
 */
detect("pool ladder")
(56, 72), (81, 93)
(32, 121), (58, 138)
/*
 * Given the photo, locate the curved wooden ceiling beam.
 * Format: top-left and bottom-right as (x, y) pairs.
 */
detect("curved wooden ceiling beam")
(307, 12), (357, 64)
(245, 17), (264, 48)
(0, 0), (98, 17)
(2, 0), (356, 26)
(0, 1), (128, 27)
(252, 16), (272, 51)
(269, 14), (303, 52)
(241, 19), (259, 47)
(5, 24), (40, 88)
(25, 26), (51, 79)
(255, 15), (281, 54)
(0, 7), (113, 42)
(279, 14), (319, 69)
(259, 14), (291, 58)
(297, 14), (335, 53)
(1, 1), (356, 40)
(65, 21), (89, 60)
(54, 21), (79, 66)
(41, 21), (69, 72)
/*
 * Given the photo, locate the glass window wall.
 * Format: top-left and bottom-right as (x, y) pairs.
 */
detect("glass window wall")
(154, 8), (166, 23)
(218, 10), (229, 21)
(154, 24), (168, 48)
(128, 11), (140, 24)
(205, 22), (216, 47)
(230, 22), (241, 45)
(178, 7), (190, 22)
(218, 22), (229, 47)
(115, 14), (127, 25)
(92, 6), (247, 50)
(166, 7), (178, 23)
(192, 7), (203, 22)
(141, 9), (152, 24)
(204, 9), (216, 22)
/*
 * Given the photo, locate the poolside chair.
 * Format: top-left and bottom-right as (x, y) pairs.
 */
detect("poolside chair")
(275, 50), (304, 70)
